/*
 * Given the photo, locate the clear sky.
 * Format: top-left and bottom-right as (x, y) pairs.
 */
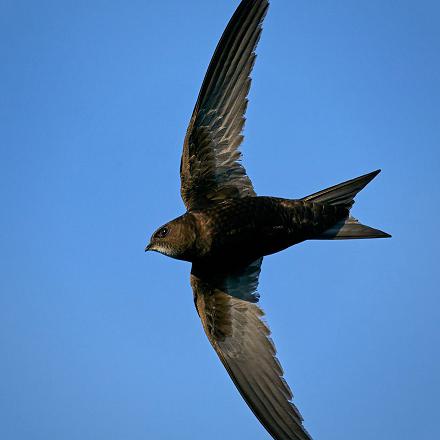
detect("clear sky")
(1, 1), (439, 439)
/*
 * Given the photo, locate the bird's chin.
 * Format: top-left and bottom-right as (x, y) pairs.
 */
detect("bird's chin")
(147, 244), (178, 259)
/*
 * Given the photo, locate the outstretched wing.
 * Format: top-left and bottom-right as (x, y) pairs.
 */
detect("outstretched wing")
(191, 262), (313, 440)
(180, 0), (269, 211)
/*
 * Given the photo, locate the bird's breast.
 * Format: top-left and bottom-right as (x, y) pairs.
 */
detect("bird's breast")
(192, 196), (347, 264)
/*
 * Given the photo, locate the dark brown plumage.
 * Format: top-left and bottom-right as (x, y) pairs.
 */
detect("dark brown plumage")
(146, 1), (390, 439)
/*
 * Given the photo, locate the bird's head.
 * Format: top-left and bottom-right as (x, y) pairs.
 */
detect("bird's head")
(145, 214), (198, 261)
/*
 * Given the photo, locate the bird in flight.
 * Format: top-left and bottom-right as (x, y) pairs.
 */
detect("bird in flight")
(145, 1), (390, 439)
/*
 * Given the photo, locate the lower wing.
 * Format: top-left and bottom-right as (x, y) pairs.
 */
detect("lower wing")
(191, 261), (313, 440)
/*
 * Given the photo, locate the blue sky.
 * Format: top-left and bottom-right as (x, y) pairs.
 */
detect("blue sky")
(1, 0), (439, 439)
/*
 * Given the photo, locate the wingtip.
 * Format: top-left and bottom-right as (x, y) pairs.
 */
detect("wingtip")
(357, 169), (382, 187)
(372, 228), (392, 239)
(365, 169), (381, 180)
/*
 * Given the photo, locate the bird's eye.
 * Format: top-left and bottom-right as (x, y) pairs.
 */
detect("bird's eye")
(156, 227), (169, 238)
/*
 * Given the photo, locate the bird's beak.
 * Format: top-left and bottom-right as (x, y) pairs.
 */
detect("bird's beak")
(145, 243), (152, 252)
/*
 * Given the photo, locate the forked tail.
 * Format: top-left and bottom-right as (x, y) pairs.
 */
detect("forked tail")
(301, 170), (391, 240)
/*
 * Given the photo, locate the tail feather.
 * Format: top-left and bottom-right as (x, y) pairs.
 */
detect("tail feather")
(315, 217), (391, 240)
(302, 170), (391, 240)
(302, 169), (381, 208)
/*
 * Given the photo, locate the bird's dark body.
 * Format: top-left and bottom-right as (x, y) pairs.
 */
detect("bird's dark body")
(189, 197), (348, 266)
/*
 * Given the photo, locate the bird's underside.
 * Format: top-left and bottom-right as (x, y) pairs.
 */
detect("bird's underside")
(191, 196), (350, 266)
(147, 1), (390, 439)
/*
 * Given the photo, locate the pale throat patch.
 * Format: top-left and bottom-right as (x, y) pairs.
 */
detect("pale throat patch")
(152, 244), (178, 258)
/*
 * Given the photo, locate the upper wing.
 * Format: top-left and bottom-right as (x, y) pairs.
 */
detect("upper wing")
(191, 263), (313, 440)
(180, 0), (269, 210)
